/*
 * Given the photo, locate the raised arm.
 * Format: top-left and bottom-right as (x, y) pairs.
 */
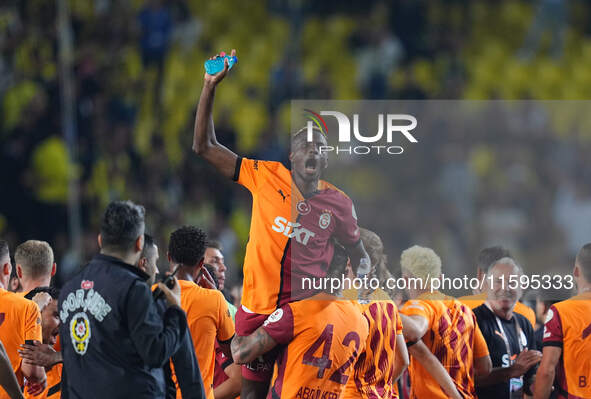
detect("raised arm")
(192, 49), (238, 180)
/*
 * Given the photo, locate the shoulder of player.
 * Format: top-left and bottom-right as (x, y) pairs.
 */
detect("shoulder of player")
(181, 281), (222, 300)
(243, 158), (287, 174)
(2, 290), (34, 307)
(2, 291), (39, 319)
(317, 183), (351, 201)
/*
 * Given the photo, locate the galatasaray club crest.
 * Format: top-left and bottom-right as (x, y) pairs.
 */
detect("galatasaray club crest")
(319, 212), (331, 230)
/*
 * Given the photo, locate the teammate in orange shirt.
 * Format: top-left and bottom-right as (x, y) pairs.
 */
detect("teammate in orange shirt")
(167, 226), (235, 399)
(398, 245), (492, 399)
(192, 49), (369, 398)
(0, 240), (46, 398)
(343, 230), (462, 399)
(231, 245), (369, 399)
(341, 228), (408, 399)
(0, 339), (24, 399)
(458, 246), (536, 326)
(20, 287), (61, 399)
(534, 243), (591, 399)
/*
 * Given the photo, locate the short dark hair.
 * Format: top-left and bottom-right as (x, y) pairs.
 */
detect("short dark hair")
(576, 243), (591, 282)
(0, 240), (9, 260)
(203, 264), (219, 289)
(477, 246), (512, 272)
(24, 286), (59, 301)
(100, 201), (145, 252)
(168, 226), (207, 267)
(141, 234), (157, 258)
(206, 240), (222, 251)
(292, 125), (326, 147)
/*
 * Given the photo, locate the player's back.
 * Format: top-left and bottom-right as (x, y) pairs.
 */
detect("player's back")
(174, 280), (235, 399)
(267, 295), (369, 399)
(401, 292), (481, 399)
(544, 292), (591, 399)
(343, 300), (402, 399)
(0, 288), (42, 390)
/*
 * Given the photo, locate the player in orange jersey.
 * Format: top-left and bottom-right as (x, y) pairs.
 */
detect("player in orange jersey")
(231, 244), (369, 399)
(144, 233), (207, 399)
(167, 226), (235, 399)
(20, 287), (61, 399)
(192, 49), (369, 398)
(0, 240), (46, 398)
(0, 339), (24, 399)
(343, 229), (462, 399)
(342, 228), (408, 399)
(399, 245), (492, 399)
(458, 246), (536, 326)
(534, 243), (591, 399)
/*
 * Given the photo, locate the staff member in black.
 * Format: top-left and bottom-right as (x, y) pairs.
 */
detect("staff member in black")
(59, 200), (189, 399)
(474, 257), (542, 399)
(139, 234), (206, 399)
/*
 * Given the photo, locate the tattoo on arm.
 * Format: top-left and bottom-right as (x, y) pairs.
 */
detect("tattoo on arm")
(232, 328), (277, 364)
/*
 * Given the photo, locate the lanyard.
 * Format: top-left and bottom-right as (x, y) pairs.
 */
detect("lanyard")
(485, 302), (524, 358)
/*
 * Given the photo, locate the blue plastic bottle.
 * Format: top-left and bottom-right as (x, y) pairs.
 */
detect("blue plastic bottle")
(204, 55), (237, 75)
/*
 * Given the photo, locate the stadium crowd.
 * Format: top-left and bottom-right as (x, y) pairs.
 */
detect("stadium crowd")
(2, 0), (591, 289)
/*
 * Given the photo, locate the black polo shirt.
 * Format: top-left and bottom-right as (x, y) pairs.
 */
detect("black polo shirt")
(474, 303), (537, 399)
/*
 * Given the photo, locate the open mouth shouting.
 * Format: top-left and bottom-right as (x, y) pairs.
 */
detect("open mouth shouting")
(304, 157), (318, 174)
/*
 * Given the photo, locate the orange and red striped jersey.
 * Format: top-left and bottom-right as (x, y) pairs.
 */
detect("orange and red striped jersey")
(343, 300), (403, 399)
(262, 294), (369, 399)
(0, 288), (42, 397)
(400, 291), (489, 399)
(234, 158), (360, 315)
(543, 292), (591, 399)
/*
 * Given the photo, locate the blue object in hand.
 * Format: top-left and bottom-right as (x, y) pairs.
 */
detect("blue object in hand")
(204, 55), (237, 75)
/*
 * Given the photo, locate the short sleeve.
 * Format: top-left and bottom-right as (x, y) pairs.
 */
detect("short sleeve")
(24, 301), (42, 342)
(542, 305), (563, 347)
(234, 157), (279, 192)
(262, 305), (294, 345)
(395, 309), (403, 335)
(473, 323), (490, 358)
(400, 300), (430, 321)
(334, 196), (361, 247)
(216, 294), (235, 343)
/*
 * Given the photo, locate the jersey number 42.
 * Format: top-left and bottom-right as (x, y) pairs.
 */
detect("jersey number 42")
(302, 324), (361, 385)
